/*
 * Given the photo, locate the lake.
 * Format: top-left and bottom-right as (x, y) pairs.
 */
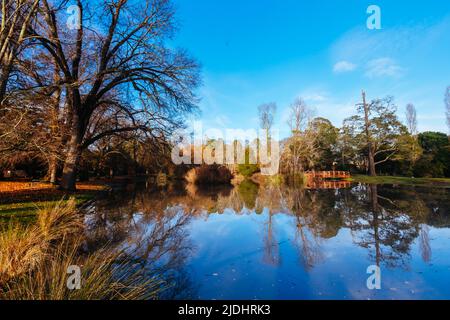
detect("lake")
(83, 180), (450, 300)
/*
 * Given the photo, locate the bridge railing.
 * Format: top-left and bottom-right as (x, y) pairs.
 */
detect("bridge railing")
(304, 171), (351, 179)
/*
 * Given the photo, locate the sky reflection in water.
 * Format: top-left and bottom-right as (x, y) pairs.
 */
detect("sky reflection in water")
(85, 181), (450, 300)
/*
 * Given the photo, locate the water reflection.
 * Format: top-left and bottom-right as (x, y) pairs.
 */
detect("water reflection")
(84, 186), (198, 299)
(85, 181), (450, 299)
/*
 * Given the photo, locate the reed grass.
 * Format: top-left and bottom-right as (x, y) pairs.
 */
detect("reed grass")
(0, 199), (164, 300)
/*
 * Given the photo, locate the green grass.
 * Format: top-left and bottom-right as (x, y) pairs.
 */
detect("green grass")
(351, 175), (450, 187)
(0, 194), (94, 225)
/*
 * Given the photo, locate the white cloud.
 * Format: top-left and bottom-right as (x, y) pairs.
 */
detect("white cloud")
(333, 61), (357, 73)
(365, 58), (404, 78)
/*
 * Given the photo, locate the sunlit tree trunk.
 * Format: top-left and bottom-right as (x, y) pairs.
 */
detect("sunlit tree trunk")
(60, 113), (83, 191)
(49, 65), (62, 185)
(49, 157), (58, 184)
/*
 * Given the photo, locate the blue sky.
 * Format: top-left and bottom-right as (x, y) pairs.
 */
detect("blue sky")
(172, 0), (450, 137)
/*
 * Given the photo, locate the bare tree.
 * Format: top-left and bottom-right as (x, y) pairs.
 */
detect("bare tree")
(0, 0), (42, 163)
(402, 103), (422, 169)
(282, 98), (317, 176)
(0, 93), (57, 173)
(0, 0), (40, 105)
(287, 98), (312, 134)
(28, 0), (200, 190)
(258, 102), (277, 133)
(405, 103), (418, 135)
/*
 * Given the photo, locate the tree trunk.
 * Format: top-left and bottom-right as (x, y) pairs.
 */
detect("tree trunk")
(60, 115), (83, 191)
(60, 135), (81, 191)
(49, 65), (62, 185)
(368, 145), (376, 176)
(49, 157), (58, 184)
(0, 61), (13, 104)
(362, 91), (377, 176)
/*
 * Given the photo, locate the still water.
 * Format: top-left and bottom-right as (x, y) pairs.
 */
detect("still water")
(84, 181), (450, 300)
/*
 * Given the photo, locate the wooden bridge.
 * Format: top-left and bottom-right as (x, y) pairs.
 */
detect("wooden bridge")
(303, 171), (351, 189)
(304, 171), (351, 180)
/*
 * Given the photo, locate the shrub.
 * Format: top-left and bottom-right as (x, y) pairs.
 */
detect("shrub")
(185, 165), (233, 185)
(237, 164), (260, 178)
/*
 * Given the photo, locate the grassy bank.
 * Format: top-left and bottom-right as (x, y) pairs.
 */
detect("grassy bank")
(0, 182), (109, 222)
(351, 175), (450, 187)
(0, 194), (94, 225)
(0, 199), (163, 300)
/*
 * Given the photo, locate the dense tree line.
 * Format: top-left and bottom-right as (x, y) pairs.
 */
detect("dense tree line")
(280, 90), (450, 178)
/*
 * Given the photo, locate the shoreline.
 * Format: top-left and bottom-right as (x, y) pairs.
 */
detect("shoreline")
(350, 175), (450, 188)
(0, 181), (111, 221)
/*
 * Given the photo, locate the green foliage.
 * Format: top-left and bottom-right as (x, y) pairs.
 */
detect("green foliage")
(237, 146), (260, 177)
(414, 132), (450, 177)
(391, 132), (423, 176)
(238, 164), (260, 177)
(418, 132), (449, 153)
(310, 117), (339, 170)
(338, 96), (437, 177)
(238, 180), (259, 208)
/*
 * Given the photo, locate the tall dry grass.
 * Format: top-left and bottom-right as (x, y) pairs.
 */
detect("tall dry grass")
(0, 199), (164, 300)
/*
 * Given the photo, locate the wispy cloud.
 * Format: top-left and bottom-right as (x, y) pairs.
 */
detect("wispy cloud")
(303, 93), (328, 102)
(365, 58), (404, 79)
(297, 88), (330, 103)
(330, 16), (450, 67)
(213, 115), (231, 128)
(333, 60), (357, 73)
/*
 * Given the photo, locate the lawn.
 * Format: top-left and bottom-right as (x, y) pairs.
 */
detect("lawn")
(0, 181), (109, 225)
(351, 175), (450, 188)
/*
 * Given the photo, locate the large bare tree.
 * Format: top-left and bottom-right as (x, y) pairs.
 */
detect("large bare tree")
(27, 0), (200, 190)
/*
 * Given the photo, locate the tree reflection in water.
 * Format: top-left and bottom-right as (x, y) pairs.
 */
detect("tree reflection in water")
(84, 186), (198, 299)
(84, 180), (450, 298)
(347, 184), (421, 269)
